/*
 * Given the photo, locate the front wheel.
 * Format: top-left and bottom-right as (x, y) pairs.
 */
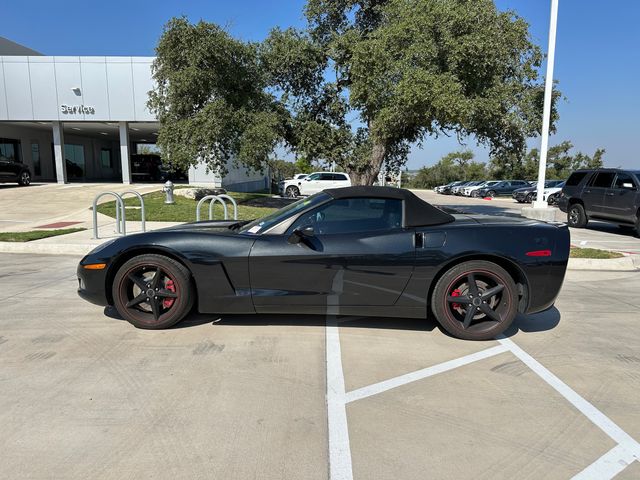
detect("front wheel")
(525, 192), (533, 203)
(486, 190), (496, 198)
(18, 171), (31, 186)
(286, 186), (300, 198)
(567, 203), (588, 228)
(112, 254), (195, 329)
(431, 260), (518, 341)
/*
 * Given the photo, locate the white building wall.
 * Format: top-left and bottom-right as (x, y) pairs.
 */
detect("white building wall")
(0, 56), (155, 121)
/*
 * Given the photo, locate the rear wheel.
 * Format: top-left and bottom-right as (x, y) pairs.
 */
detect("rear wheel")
(567, 203), (588, 228)
(486, 190), (496, 198)
(431, 260), (518, 341)
(525, 192), (533, 203)
(286, 186), (300, 198)
(112, 254), (194, 329)
(18, 171), (31, 186)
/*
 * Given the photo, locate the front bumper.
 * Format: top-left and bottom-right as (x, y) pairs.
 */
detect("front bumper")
(77, 262), (110, 306)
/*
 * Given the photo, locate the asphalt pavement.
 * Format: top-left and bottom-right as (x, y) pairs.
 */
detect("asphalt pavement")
(1, 253), (638, 479)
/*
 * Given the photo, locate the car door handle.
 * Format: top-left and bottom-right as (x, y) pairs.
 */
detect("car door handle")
(605, 192), (615, 196)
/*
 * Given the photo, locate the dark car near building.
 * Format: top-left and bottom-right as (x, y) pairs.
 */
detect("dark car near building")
(476, 180), (529, 198)
(512, 180), (564, 203)
(558, 169), (640, 235)
(0, 144), (31, 186)
(77, 186), (570, 341)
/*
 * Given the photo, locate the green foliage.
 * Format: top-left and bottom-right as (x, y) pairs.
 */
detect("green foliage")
(96, 191), (276, 223)
(409, 141), (607, 188)
(150, 2), (558, 185)
(0, 228), (86, 242)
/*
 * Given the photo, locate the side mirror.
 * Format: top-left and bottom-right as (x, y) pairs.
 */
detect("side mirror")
(287, 225), (314, 244)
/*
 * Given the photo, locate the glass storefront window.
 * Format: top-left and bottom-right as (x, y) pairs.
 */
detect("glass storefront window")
(100, 149), (112, 169)
(64, 144), (85, 179)
(0, 138), (21, 163)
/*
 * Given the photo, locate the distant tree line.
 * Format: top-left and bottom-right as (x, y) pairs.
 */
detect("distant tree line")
(407, 141), (605, 189)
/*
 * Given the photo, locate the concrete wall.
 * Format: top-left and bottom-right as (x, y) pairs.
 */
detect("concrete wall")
(188, 160), (270, 192)
(0, 56), (155, 122)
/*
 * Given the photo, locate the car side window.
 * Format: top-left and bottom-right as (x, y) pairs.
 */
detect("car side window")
(289, 198), (403, 235)
(319, 173), (334, 181)
(613, 172), (636, 189)
(306, 173), (321, 181)
(589, 172), (616, 188)
(332, 173), (348, 181)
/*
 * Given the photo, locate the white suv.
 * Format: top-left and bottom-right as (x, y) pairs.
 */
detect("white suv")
(281, 172), (351, 197)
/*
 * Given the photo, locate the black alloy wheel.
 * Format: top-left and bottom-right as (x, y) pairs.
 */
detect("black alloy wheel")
(486, 190), (496, 198)
(113, 254), (194, 329)
(286, 186), (300, 198)
(567, 203), (588, 228)
(432, 260), (518, 341)
(18, 171), (31, 186)
(525, 192), (533, 203)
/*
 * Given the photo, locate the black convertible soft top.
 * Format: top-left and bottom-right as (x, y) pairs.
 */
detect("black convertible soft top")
(324, 186), (455, 227)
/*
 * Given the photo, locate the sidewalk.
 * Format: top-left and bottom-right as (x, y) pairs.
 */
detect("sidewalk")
(0, 182), (165, 233)
(0, 214), (181, 256)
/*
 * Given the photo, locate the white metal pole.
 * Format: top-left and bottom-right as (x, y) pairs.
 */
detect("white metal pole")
(533, 0), (559, 209)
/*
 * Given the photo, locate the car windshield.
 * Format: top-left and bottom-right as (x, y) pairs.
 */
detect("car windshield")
(239, 192), (330, 234)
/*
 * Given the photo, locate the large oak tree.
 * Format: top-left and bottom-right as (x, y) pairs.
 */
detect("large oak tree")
(149, 0), (558, 185)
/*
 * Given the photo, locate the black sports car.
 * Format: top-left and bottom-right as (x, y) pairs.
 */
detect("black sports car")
(77, 186), (570, 340)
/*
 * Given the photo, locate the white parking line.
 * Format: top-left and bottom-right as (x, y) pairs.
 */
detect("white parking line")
(498, 337), (640, 468)
(326, 270), (353, 480)
(344, 345), (508, 404)
(571, 445), (638, 480)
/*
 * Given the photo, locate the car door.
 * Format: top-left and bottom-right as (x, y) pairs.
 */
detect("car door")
(331, 173), (350, 188)
(583, 171), (615, 216)
(248, 197), (415, 311)
(603, 172), (638, 223)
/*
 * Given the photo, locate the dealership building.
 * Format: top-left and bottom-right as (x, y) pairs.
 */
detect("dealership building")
(0, 37), (268, 190)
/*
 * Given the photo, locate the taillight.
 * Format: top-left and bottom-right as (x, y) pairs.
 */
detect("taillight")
(525, 250), (552, 257)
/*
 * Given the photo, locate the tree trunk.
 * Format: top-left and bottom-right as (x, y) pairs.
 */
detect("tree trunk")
(348, 142), (387, 186)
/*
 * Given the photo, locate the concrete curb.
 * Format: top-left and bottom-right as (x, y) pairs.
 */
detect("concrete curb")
(567, 255), (640, 271)
(0, 242), (92, 256)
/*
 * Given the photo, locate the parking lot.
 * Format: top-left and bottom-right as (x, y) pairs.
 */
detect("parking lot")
(1, 249), (639, 479)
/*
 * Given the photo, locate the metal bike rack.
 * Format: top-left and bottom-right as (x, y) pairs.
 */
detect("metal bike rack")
(93, 192), (126, 239)
(120, 190), (146, 233)
(196, 195), (229, 221)
(216, 194), (238, 220)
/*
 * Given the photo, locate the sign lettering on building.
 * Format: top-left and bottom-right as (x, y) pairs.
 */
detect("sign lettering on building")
(61, 105), (95, 114)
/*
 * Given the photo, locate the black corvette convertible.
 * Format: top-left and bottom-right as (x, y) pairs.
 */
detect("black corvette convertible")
(78, 186), (570, 340)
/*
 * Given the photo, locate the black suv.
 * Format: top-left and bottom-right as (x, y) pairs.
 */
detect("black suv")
(0, 157), (31, 186)
(558, 169), (640, 235)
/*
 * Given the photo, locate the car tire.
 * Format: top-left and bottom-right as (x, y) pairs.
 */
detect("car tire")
(486, 190), (496, 198)
(112, 254), (195, 330)
(431, 260), (519, 341)
(471, 191), (479, 198)
(286, 186), (300, 198)
(525, 192), (533, 203)
(567, 203), (588, 228)
(18, 171), (31, 186)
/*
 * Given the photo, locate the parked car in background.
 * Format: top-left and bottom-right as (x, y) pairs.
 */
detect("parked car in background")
(558, 169), (640, 235)
(131, 154), (187, 182)
(538, 181), (565, 205)
(512, 180), (564, 203)
(278, 173), (308, 194)
(439, 180), (468, 195)
(280, 171), (351, 197)
(452, 181), (483, 195)
(464, 181), (499, 197)
(476, 180), (529, 198)
(0, 155), (31, 186)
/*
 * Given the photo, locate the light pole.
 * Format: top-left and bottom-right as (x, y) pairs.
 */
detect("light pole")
(532, 0), (559, 209)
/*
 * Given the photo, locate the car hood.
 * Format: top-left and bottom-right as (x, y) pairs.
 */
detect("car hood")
(513, 187), (534, 194)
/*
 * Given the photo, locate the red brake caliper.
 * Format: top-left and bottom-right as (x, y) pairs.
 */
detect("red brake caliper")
(450, 289), (461, 309)
(163, 279), (176, 308)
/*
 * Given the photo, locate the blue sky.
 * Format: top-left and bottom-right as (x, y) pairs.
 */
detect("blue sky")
(4, 0), (638, 169)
